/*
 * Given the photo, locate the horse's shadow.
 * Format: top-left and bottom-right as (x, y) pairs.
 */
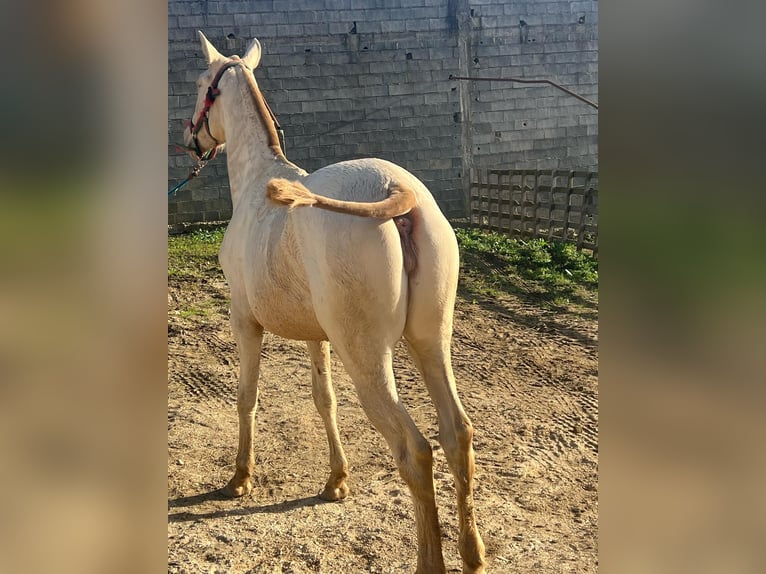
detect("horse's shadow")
(167, 489), (329, 523)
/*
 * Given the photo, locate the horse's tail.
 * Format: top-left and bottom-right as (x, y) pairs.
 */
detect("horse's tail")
(266, 178), (416, 219)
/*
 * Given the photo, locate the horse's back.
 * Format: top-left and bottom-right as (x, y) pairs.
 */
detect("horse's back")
(304, 159), (426, 205)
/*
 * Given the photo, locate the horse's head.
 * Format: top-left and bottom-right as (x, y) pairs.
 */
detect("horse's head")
(182, 31), (263, 161)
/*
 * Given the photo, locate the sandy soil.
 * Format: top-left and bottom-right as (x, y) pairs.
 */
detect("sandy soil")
(168, 254), (598, 573)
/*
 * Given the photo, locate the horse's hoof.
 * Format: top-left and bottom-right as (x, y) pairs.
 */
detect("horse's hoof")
(461, 535), (486, 574)
(222, 478), (252, 498)
(319, 483), (349, 502)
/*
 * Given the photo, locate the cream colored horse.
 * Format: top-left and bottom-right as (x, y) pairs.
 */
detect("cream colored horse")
(183, 32), (486, 574)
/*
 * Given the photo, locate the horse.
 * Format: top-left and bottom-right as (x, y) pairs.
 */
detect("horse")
(181, 32), (486, 573)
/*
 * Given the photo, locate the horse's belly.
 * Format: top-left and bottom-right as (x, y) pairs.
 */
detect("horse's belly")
(251, 294), (327, 341)
(259, 312), (327, 341)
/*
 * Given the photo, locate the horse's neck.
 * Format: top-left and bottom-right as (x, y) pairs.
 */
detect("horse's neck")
(220, 71), (304, 208)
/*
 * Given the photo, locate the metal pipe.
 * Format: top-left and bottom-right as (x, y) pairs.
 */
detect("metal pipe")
(449, 75), (598, 109)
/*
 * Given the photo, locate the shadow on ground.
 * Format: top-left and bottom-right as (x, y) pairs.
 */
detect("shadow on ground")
(168, 490), (330, 523)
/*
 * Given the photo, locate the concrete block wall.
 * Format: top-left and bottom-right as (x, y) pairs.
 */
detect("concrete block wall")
(168, 0), (598, 225)
(467, 0), (598, 171)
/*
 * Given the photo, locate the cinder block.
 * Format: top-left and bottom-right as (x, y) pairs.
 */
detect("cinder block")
(578, 113), (598, 126)
(369, 61), (398, 74)
(178, 15), (206, 28)
(260, 11), (290, 24)
(325, 99), (354, 112)
(570, 1), (598, 15)
(381, 20), (407, 33)
(248, 1), (278, 13)
(323, 0), (351, 9)
(276, 24), (305, 37)
(424, 92), (449, 105)
(428, 47), (456, 60)
(388, 83), (414, 96)
(565, 125), (587, 137)
(303, 22), (331, 36)
(168, 27), (195, 41)
(343, 131), (370, 145)
(532, 138), (560, 150)
(301, 100), (329, 113)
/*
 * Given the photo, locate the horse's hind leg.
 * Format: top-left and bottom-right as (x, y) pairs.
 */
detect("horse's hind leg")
(405, 337), (486, 574)
(404, 216), (486, 573)
(334, 343), (446, 574)
(306, 340), (349, 501)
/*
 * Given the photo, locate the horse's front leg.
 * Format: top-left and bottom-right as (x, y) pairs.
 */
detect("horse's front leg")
(223, 314), (264, 497)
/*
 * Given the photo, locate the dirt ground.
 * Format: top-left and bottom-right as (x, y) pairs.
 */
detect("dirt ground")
(167, 247), (598, 573)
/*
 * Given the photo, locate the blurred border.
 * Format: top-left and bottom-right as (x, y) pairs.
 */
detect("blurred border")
(601, 1), (766, 572)
(2, 0), (765, 572)
(0, 0), (168, 572)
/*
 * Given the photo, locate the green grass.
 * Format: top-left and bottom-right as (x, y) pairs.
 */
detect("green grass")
(168, 227), (226, 279)
(178, 301), (221, 319)
(455, 227), (598, 306)
(168, 225), (597, 310)
(168, 227), (229, 323)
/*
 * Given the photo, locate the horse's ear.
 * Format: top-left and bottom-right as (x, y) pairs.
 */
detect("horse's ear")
(243, 38), (262, 69)
(198, 30), (224, 65)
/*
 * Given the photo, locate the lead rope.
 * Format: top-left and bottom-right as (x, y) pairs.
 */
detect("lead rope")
(168, 147), (215, 197)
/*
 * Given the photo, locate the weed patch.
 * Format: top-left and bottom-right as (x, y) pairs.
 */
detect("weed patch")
(168, 227), (226, 279)
(168, 226), (597, 314)
(455, 228), (598, 307)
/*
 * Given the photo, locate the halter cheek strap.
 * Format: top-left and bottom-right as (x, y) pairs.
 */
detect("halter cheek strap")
(187, 57), (242, 157)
